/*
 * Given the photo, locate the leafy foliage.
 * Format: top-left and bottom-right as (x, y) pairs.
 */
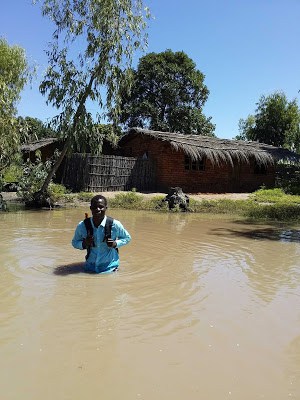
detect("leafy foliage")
(2, 163), (23, 183)
(72, 123), (121, 154)
(237, 92), (300, 151)
(17, 116), (57, 143)
(37, 0), (150, 141)
(119, 49), (215, 135)
(48, 183), (70, 202)
(33, 0), (151, 198)
(17, 151), (55, 203)
(0, 38), (32, 172)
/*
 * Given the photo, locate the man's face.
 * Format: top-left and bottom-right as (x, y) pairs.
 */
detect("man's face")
(90, 198), (107, 219)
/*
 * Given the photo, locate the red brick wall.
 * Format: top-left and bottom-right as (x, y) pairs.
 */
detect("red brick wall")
(120, 136), (275, 193)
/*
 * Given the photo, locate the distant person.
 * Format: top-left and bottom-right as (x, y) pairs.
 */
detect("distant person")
(72, 194), (131, 273)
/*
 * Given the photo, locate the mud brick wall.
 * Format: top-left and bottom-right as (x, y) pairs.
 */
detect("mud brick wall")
(120, 135), (275, 193)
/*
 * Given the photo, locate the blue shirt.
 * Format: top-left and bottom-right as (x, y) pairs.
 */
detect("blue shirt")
(72, 216), (131, 274)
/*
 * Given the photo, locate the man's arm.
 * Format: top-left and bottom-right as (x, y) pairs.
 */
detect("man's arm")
(114, 221), (131, 248)
(71, 222), (86, 250)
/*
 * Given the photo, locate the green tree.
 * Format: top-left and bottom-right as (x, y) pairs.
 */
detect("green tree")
(33, 0), (150, 203)
(17, 116), (57, 143)
(236, 115), (256, 141)
(73, 123), (121, 153)
(119, 49), (215, 135)
(0, 38), (31, 173)
(237, 92), (300, 151)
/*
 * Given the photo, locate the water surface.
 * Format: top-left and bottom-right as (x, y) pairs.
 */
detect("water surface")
(1, 207), (300, 400)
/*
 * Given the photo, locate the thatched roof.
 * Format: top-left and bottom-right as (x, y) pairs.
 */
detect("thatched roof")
(21, 138), (59, 152)
(122, 128), (300, 166)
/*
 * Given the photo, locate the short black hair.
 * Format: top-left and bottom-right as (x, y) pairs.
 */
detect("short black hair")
(90, 194), (107, 207)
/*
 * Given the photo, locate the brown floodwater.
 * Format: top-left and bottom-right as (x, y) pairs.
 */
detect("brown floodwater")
(0, 207), (300, 400)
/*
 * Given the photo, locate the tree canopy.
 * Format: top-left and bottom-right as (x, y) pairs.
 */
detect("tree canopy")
(33, 0), (151, 199)
(18, 116), (57, 143)
(237, 92), (300, 152)
(0, 38), (31, 172)
(119, 49), (215, 136)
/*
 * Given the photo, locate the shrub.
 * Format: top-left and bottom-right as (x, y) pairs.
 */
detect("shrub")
(17, 154), (53, 203)
(284, 184), (300, 195)
(76, 192), (95, 202)
(109, 192), (144, 209)
(3, 164), (23, 183)
(48, 183), (70, 202)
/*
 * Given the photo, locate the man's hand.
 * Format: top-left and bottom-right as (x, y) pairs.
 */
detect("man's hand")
(83, 235), (94, 248)
(106, 238), (117, 248)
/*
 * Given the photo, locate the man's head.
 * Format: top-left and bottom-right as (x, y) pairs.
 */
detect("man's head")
(90, 195), (107, 221)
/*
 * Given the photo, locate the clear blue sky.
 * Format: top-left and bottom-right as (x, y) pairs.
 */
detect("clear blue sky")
(1, 0), (300, 139)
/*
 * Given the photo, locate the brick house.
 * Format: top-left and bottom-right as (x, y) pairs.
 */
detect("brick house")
(117, 127), (300, 193)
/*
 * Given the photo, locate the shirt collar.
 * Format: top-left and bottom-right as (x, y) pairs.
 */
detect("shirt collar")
(91, 215), (107, 228)
(100, 215), (107, 227)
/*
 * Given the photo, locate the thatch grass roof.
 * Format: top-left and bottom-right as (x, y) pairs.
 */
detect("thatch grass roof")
(123, 128), (300, 166)
(21, 138), (59, 152)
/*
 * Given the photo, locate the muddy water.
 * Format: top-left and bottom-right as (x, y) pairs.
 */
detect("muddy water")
(0, 207), (300, 400)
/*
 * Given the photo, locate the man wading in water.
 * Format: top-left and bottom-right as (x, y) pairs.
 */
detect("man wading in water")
(72, 195), (131, 273)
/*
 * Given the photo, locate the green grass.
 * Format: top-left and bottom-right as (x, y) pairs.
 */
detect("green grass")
(188, 198), (249, 214)
(246, 188), (300, 219)
(250, 188), (300, 204)
(107, 189), (300, 222)
(245, 202), (300, 220)
(43, 186), (300, 222)
(76, 192), (95, 202)
(108, 191), (145, 209)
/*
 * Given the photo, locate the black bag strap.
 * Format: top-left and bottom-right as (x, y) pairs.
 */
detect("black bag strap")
(84, 216), (114, 241)
(103, 216), (114, 241)
(84, 217), (93, 237)
(83, 217), (93, 260)
(104, 216), (119, 254)
(83, 216), (118, 260)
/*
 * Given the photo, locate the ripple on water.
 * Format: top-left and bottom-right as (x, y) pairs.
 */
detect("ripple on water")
(1, 210), (300, 399)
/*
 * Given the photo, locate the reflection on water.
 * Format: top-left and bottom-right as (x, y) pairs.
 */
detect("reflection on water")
(209, 223), (300, 303)
(0, 207), (300, 400)
(211, 224), (300, 242)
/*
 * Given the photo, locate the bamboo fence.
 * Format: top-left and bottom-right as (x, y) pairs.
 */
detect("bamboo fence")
(62, 154), (156, 192)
